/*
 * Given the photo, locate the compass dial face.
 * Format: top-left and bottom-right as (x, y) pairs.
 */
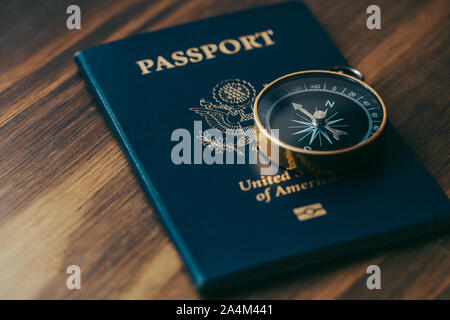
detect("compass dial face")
(255, 71), (386, 153)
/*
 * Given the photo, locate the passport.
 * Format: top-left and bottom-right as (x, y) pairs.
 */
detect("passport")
(74, 2), (450, 293)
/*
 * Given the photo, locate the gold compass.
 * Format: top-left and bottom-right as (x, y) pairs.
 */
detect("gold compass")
(254, 68), (387, 175)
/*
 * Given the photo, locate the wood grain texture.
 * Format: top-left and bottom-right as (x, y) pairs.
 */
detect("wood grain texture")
(0, 0), (449, 299)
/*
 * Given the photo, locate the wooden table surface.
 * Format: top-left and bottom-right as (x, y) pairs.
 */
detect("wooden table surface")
(0, 0), (449, 299)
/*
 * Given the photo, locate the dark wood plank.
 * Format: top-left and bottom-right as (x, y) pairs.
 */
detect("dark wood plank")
(0, 0), (448, 299)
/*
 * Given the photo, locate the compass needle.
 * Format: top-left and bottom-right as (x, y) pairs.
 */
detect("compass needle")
(296, 113), (312, 122)
(325, 125), (348, 140)
(292, 102), (315, 121)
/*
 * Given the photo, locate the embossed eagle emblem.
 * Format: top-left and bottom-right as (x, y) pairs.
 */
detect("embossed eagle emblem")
(190, 79), (256, 149)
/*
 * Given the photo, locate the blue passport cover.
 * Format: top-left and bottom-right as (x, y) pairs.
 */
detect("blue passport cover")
(74, 2), (449, 293)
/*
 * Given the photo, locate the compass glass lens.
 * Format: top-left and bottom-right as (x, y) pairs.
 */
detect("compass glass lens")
(256, 72), (385, 152)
